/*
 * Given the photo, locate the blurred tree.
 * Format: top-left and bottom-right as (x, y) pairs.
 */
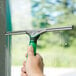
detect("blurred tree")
(31, 0), (76, 47)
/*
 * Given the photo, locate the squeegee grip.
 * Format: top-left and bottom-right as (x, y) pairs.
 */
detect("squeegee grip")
(29, 40), (37, 56)
(29, 35), (40, 56)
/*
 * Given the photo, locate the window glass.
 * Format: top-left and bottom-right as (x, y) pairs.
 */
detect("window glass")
(10, 0), (76, 76)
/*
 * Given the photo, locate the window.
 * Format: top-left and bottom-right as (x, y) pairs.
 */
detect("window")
(9, 0), (76, 76)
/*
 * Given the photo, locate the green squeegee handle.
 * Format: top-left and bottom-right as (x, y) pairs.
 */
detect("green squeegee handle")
(29, 35), (40, 56)
(29, 40), (37, 56)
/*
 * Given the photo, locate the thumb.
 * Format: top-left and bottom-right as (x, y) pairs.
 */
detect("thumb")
(27, 46), (34, 56)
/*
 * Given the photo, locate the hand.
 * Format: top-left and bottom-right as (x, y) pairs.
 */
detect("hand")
(21, 46), (44, 76)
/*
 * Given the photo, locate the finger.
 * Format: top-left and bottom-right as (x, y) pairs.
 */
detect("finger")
(23, 61), (26, 66)
(21, 67), (26, 73)
(21, 72), (27, 76)
(27, 46), (34, 56)
(25, 53), (27, 57)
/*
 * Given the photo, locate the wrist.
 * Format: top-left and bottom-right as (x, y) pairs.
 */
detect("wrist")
(33, 73), (44, 76)
(29, 69), (44, 76)
(32, 70), (44, 76)
(28, 73), (44, 76)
